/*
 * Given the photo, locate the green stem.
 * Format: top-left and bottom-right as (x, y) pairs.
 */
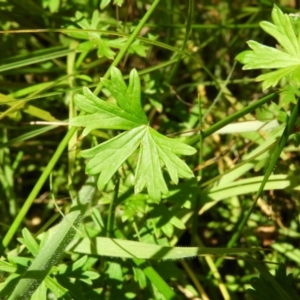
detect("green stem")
(186, 92), (276, 145)
(1, 128), (75, 253)
(167, 0), (194, 83)
(198, 94), (203, 179)
(106, 177), (120, 237)
(93, 0), (161, 96)
(214, 98), (300, 269)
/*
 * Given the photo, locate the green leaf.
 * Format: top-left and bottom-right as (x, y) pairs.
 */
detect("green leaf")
(70, 86), (145, 134)
(18, 228), (39, 256)
(77, 40), (97, 52)
(256, 66), (298, 90)
(0, 260), (16, 273)
(101, 67), (148, 122)
(68, 10), (147, 59)
(247, 263), (299, 300)
(133, 266), (147, 289)
(114, 0), (124, 6)
(236, 5), (300, 90)
(81, 125), (196, 202)
(72, 68), (196, 202)
(135, 127), (196, 202)
(81, 126), (146, 190)
(134, 127), (169, 202)
(239, 41), (299, 69)
(100, 0), (111, 10)
(97, 38), (116, 59)
(31, 281), (47, 300)
(67, 236), (260, 259)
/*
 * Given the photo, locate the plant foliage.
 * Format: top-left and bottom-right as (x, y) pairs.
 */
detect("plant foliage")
(70, 67), (196, 202)
(247, 264), (300, 300)
(236, 5), (300, 90)
(1, 1), (300, 299)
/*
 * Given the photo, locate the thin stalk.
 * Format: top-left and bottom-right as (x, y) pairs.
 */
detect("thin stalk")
(1, 127), (75, 253)
(186, 92), (276, 146)
(198, 93), (203, 179)
(180, 260), (210, 300)
(191, 94), (203, 246)
(214, 98), (300, 269)
(106, 177), (120, 237)
(195, 235), (230, 299)
(93, 0), (161, 96)
(167, 0), (194, 82)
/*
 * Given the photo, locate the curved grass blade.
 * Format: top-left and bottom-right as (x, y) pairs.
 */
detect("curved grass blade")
(0, 125), (59, 149)
(0, 48), (74, 73)
(8, 178), (96, 300)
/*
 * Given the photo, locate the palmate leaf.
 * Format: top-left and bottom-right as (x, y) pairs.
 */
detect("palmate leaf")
(82, 125), (196, 202)
(135, 128), (196, 202)
(69, 86), (146, 136)
(81, 126), (146, 190)
(71, 67), (196, 202)
(236, 5), (300, 90)
(101, 68), (148, 122)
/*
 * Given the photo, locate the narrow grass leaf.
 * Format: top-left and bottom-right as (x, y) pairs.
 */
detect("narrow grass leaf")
(67, 237), (259, 259)
(216, 99), (300, 269)
(200, 175), (300, 214)
(0, 48), (74, 73)
(8, 178), (96, 300)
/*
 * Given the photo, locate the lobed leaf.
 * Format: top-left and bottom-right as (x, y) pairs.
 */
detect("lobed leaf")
(97, 38), (116, 59)
(135, 128), (169, 202)
(72, 68), (196, 202)
(256, 66), (298, 90)
(69, 86), (146, 133)
(134, 127), (195, 202)
(236, 5), (300, 90)
(82, 126), (146, 190)
(238, 41), (300, 69)
(267, 5), (300, 56)
(101, 67), (148, 122)
(81, 125), (196, 202)
(150, 128), (196, 156)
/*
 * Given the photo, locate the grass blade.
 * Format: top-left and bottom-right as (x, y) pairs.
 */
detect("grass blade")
(8, 178), (96, 300)
(67, 236), (260, 259)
